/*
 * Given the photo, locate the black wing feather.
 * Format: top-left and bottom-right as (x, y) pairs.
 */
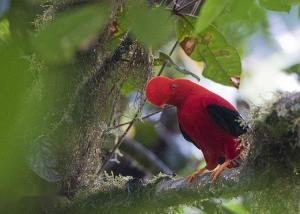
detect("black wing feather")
(179, 124), (193, 143)
(206, 104), (247, 137)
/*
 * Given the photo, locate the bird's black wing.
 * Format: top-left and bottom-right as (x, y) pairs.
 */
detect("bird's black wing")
(178, 124), (193, 143)
(206, 104), (247, 137)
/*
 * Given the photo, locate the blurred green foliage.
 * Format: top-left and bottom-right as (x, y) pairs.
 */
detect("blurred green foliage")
(0, 19), (10, 42)
(194, 0), (230, 34)
(259, 0), (300, 12)
(33, 4), (110, 63)
(0, 23), (33, 213)
(120, 0), (174, 48)
(222, 199), (249, 214)
(0, 0), (299, 213)
(214, 0), (267, 48)
(134, 121), (159, 148)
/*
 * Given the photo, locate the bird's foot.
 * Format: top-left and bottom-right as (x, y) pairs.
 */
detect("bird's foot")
(210, 160), (230, 182)
(186, 168), (207, 184)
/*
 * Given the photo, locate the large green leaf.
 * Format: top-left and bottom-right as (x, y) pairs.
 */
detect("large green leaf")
(121, 0), (173, 48)
(213, 0), (267, 46)
(194, 0), (231, 34)
(177, 17), (241, 86)
(192, 26), (241, 85)
(33, 3), (110, 63)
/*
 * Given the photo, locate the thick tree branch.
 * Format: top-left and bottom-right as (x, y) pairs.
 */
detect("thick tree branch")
(61, 92), (300, 213)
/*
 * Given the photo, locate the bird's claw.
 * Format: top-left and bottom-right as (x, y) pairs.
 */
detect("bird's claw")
(186, 168), (207, 185)
(210, 161), (230, 182)
(186, 174), (196, 184)
(210, 168), (223, 183)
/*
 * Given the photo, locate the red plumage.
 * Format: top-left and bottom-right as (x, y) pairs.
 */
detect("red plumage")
(145, 76), (246, 182)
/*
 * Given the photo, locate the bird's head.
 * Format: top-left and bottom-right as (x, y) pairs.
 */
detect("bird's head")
(145, 76), (201, 107)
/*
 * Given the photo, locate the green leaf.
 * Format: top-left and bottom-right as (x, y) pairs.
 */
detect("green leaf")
(177, 17), (241, 86)
(191, 26), (241, 85)
(33, 4), (110, 63)
(259, 0), (291, 12)
(121, 0), (173, 48)
(194, 0), (231, 34)
(213, 0), (267, 46)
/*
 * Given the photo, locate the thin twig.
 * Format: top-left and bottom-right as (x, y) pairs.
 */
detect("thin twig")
(191, 0), (202, 14)
(106, 105), (174, 131)
(176, 0), (200, 13)
(172, 0), (180, 11)
(158, 40), (179, 76)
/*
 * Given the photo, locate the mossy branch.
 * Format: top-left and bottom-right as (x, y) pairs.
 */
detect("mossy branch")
(61, 92), (300, 213)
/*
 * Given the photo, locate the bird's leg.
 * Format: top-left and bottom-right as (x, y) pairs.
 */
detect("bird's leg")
(186, 167), (208, 184)
(210, 160), (231, 182)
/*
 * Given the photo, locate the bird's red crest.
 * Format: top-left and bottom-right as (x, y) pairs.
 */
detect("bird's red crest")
(145, 76), (173, 107)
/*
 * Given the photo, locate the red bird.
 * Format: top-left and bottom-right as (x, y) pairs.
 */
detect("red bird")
(145, 77), (247, 183)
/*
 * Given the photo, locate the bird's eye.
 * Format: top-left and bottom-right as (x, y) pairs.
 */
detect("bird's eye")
(170, 83), (177, 91)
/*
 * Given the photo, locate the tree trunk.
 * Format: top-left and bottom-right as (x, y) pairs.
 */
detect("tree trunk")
(31, 0), (152, 198)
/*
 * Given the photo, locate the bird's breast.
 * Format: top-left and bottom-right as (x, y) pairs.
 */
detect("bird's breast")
(177, 97), (232, 152)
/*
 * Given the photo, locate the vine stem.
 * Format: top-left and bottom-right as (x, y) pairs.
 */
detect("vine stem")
(106, 105), (174, 131)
